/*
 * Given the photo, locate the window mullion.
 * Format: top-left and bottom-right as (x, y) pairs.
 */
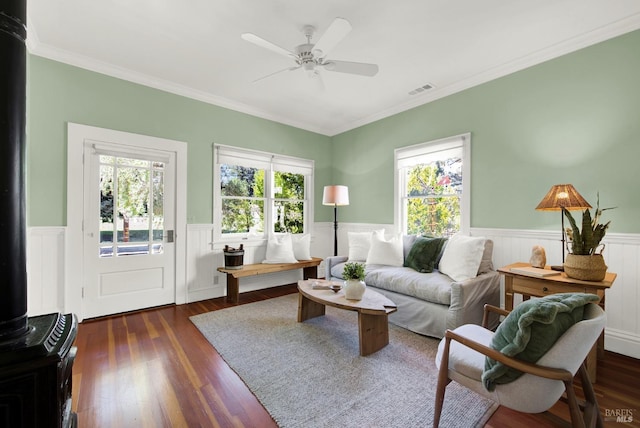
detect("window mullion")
(265, 169), (273, 235)
(112, 159), (119, 256)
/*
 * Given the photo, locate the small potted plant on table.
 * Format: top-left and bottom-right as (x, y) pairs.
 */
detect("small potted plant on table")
(343, 262), (366, 300)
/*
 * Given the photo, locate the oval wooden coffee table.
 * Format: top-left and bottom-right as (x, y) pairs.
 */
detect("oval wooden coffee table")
(297, 280), (397, 356)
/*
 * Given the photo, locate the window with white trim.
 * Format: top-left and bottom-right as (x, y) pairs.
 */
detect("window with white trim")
(395, 133), (470, 236)
(214, 145), (314, 240)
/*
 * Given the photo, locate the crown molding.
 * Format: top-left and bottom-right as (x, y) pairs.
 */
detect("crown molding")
(327, 13), (640, 136)
(26, 13), (640, 138)
(27, 42), (330, 136)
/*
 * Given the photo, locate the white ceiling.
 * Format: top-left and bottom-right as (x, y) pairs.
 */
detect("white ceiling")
(28, 0), (640, 136)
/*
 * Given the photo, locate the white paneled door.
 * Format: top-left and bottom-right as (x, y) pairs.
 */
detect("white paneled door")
(80, 135), (178, 318)
(82, 140), (176, 318)
(67, 124), (187, 321)
(65, 118), (185, 319)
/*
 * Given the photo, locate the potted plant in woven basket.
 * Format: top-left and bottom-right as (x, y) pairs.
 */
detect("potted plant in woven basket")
(343, 262), (366, 300)
(562, 195), (615, 281)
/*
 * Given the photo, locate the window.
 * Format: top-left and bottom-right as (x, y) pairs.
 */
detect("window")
(214, 145), (313, 240)
(395, 133), (470, 236)
(92, 142), (170, 258)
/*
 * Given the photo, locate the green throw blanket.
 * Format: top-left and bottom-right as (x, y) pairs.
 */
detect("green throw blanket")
(482, 292), (599, 391)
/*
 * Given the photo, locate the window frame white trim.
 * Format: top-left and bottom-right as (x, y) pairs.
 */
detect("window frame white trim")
(213, 144), (314, 242)
(394, 132), (471, 235)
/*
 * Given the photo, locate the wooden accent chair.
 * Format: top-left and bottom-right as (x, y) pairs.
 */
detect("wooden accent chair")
(434, 303), (606, 428)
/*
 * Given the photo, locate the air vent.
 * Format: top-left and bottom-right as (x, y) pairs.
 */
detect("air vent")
(408, 83), (435, 96)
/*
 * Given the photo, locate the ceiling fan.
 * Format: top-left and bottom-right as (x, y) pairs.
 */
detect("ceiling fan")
(241, 17), (379, 83)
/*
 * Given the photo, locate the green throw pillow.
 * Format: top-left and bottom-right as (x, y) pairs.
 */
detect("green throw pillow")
(482, 293), (600, 391)
(403, 236), (447, 273)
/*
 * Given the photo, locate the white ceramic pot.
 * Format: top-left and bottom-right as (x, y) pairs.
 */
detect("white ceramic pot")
(344, 279), (366, 300)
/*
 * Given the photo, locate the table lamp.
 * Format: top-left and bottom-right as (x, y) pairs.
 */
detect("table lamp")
(323, 185), (349, 256)
(535, 184), (591, 270)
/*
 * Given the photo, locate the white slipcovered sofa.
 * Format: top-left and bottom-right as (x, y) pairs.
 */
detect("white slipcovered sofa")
(325, 232), (501, 338)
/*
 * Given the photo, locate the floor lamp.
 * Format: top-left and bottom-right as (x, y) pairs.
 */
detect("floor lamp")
(535, 184), (591, 270)
(323, 185), (349, 256)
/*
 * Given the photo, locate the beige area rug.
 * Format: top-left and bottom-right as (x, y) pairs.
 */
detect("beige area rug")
(190, 294), (498, 428)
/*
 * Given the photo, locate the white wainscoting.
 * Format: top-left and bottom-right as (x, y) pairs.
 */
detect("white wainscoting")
(27, 224), (640, 358)
(474, 227), (640, 359)
(185, 224), (336, 303)
(26, 227), (66, 316)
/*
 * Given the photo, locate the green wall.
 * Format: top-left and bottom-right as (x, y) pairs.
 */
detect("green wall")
(26, 29), (639, 232)
(26, 56), (332, 226)
(331, 29), (640, 233)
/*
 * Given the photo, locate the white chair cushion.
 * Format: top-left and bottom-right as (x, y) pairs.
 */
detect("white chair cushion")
(436, 324), (493, 381)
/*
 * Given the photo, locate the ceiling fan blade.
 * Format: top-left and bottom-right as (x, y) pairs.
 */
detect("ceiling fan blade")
(322, 60), (379, 77)
(241, 33), (296, 59)
(252, 66), (300, 83)
(312, 17), (352, 59)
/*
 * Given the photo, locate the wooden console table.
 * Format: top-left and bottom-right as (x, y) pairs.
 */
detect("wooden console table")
(218, 257), (322, 303)
(498, 262), (616, 382)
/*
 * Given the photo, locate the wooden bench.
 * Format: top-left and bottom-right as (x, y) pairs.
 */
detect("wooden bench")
(217, 257), (323, 303)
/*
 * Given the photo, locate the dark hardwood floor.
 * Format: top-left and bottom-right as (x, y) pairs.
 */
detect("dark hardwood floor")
(73, 285), (640, 427)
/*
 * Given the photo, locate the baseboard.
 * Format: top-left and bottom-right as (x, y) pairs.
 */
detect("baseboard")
(605, 328), (640, 359)
(188, 284), (226, 302)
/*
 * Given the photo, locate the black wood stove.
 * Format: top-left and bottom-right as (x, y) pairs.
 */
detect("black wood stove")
(0, 1), (78, 427)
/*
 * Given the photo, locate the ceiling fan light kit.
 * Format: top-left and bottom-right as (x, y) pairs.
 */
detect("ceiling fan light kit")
(241, 17), (379, 84)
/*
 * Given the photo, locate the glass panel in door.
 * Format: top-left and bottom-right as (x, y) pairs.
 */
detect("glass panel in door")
(99, 155), (165, 257)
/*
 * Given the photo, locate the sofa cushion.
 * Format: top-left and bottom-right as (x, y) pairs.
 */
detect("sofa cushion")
(365, 265), (454, 305)
(439, 234), (486, 282)
(478, 239), (494, 274)
(366, 231), (403, 266)
(404, 236), (448, 273)
(331, 261), (348, 279)
(403, 234), (417, 260)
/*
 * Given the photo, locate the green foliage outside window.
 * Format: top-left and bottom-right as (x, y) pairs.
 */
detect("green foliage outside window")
(273, 172), (305, 233)
(99, 156), (165, 244)
(220, 165), (305, 234)
(220, 165), (265, 234)
(405, 160), (461, 236)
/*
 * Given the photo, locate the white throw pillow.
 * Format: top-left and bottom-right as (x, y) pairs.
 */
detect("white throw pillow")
(263, 234), (298, 264)
(291, 233), (312, 260)
(347, 231), (374, 261)
(438, 233), (486, 282)
(347, 229), (385, 261)
(366, 231), (404, 266)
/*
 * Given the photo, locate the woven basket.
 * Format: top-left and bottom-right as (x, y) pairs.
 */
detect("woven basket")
(564, 254), (607, 281)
